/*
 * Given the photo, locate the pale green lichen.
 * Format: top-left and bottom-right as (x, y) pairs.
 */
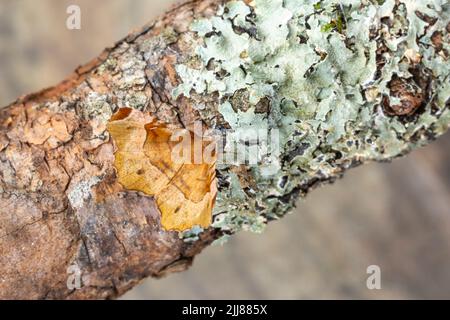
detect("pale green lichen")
(180, 225), (204, 243)
(124, 91), (148, 110)
(97, 57), (118, 75)
(174, 0), (450, 240)
(117, 46), (148, 90)
(68, 176), (102, 210)
(80, 92), (112, 123)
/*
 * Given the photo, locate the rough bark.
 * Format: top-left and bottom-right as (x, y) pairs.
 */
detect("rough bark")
(0, 0), (449, 299)
(0, 0), (225, 300)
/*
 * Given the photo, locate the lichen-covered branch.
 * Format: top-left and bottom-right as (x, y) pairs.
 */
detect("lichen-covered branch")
(0, 0), (449, 299)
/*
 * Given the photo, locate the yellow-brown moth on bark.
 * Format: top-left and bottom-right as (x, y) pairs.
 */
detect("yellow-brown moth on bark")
(107, 108), (217, 232)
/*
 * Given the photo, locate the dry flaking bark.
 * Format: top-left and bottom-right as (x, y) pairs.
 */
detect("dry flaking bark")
(0, 0), (449, 299)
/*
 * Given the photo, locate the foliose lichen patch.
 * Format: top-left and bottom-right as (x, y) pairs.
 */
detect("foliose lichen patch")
(174, 0), (450, 241)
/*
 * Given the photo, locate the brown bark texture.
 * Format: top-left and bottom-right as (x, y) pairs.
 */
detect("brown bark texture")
(0, 0), (224, 299)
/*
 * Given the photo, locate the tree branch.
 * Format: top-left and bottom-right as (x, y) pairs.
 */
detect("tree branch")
(0, 0), (449, 299)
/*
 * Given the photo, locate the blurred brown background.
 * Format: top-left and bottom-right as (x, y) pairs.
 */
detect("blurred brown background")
(1, 0), (449, 299)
